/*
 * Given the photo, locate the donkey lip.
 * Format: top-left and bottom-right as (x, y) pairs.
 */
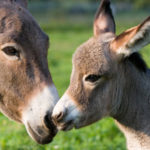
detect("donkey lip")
(58, 120), (74, 131)
(74, 125), (81, 129)
(27, 123), (56, 144)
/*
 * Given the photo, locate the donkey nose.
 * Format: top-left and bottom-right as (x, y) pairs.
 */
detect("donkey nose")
(54, 112), (64, 121)
(44, 114), (57, 132)
(52, 110), (66, 125)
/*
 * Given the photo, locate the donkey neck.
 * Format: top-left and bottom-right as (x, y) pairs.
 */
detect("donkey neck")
(114, 60), (150, 150)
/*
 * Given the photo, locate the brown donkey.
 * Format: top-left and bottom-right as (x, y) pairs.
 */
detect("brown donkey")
(0, 0), (59, 144)
(52, 0), (150, 149)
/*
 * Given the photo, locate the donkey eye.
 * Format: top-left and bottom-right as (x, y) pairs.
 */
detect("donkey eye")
(85, 74), (101, 83)
(2, 46), (20, 57)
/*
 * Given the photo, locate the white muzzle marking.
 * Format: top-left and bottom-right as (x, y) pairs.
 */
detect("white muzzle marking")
(52, 93), (81, 127)
(22, 84), (59, 138)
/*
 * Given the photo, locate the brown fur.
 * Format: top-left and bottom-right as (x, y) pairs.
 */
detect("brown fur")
(0, 0), (58, 144)
(0, 1), (50, 122)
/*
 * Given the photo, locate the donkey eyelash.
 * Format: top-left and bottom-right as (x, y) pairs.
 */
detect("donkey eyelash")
(2, 46), (20, 57)
(1, 43), (22, 60)
(85, 74), (102, 83)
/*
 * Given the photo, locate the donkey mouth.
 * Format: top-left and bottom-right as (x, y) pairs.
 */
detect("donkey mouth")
(56, 120), (74, 131)
(26, 122), (57, 144)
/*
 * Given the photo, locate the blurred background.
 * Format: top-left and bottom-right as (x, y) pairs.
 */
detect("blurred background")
(0, 0), (150, 150)
(28, 0), (150, 30)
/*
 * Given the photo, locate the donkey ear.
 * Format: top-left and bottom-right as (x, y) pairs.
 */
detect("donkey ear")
(111, 16), (150, 59)
(15, 0), (28, 8)
(94, 0), (116, 36)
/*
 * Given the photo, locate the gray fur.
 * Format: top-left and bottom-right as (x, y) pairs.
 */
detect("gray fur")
(52, 0), (150, 149)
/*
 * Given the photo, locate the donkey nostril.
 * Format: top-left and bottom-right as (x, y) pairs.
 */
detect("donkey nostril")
(52, 111), (66, 125)
(44, 114), (51, 127)
(55, 112), (64, 121)
(44, 114), (56, 131)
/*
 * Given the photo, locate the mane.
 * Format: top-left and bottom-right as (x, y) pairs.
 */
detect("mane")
(125, 53), (147, 73)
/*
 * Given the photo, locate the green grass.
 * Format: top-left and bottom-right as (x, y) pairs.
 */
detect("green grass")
(0, 11), (150, 150)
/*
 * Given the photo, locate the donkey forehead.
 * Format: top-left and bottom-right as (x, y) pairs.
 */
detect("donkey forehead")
(0, 5), (48, 48)
(73, 37), (112, 74)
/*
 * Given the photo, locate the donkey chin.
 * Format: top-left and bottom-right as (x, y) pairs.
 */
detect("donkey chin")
(21, 85), (59, 144)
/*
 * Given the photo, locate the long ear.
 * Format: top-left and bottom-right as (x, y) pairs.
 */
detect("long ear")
(15, 0), (28, 8)
(94, 0), (116, 36)
(111, 16), (150, 59)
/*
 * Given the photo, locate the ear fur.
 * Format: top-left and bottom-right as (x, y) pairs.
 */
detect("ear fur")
(14, 0), (28, 8)
(94, 0), (115, 36)
(111, 16), (150, 58)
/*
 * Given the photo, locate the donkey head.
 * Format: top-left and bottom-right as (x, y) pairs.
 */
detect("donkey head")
(0, 0), (59, 144)
(52, 0), (150, 130)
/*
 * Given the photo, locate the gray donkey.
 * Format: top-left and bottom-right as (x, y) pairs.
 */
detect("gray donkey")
(0, 0), (59, 144)
(52, 0), (150, 149)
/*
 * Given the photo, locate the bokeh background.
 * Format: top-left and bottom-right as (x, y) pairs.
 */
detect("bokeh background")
(0, 0), (150, 149)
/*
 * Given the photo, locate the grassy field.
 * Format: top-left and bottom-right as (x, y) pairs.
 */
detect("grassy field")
(0, 10), (150, 150)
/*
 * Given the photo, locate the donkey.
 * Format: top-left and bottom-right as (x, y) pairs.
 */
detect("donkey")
(52, 0), (150, 149)
(0, 0), (59, 144)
